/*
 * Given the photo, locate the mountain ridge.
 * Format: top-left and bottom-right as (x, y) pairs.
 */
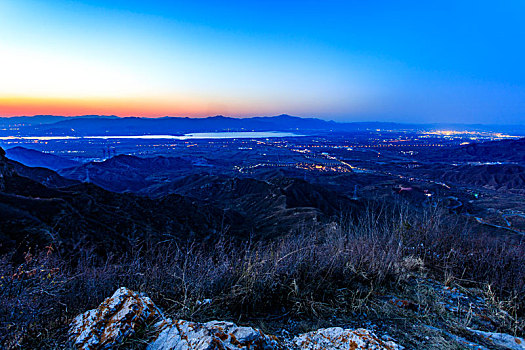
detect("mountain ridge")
(1, 114), (524, 136)
(6, 146), (80, 171)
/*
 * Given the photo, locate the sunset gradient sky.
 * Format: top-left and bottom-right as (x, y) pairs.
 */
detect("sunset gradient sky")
(1, 0), (524, 123)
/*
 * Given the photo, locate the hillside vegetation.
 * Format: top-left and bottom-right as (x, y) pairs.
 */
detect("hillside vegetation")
(1, 206), (524, 348)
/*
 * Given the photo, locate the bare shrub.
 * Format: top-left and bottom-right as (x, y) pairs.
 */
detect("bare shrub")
(1, 205), (524, 348)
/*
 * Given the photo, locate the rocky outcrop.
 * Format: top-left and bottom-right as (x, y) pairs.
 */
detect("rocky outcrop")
(69, 287), (163, 349)
(68, 287), (402, 350)
(291, 327), (403, 350)
(69, 287), (525, 350)
(149, 319), (282, 350)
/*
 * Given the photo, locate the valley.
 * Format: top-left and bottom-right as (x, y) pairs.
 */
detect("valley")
(3, 124), (525, 237)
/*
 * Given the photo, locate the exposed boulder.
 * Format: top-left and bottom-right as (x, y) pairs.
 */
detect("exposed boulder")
(291, 327), (403, 350)
(69, 287), (405, 350)
(69, 287), (163, 349)
(149, 319), (282, 350)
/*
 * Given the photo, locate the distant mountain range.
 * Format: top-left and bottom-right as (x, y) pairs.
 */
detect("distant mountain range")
(1, 114), (524, 136)
(0, 115), (119, 127)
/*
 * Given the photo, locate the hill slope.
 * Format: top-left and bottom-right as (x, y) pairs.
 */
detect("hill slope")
(0, 148), (363, 258)
(0, 148), (244, 258)
(6, 147), (80, 170)
(417, 138), (525, 164)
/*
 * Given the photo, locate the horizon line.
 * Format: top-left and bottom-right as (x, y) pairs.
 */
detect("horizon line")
(1, 114), (525, 127)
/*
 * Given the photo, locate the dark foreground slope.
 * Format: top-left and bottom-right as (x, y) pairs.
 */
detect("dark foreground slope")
(2, 183), (524, 349)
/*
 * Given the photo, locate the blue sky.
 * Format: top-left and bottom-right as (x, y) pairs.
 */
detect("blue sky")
(0, 0), (524, 123)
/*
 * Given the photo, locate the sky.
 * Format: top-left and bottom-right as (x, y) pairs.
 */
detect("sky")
(0, 0), (524, 124)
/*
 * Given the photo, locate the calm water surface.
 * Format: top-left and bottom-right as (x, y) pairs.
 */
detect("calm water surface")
(0, 131), (302, 140)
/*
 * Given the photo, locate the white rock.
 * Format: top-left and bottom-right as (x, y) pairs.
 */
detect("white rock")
(468, 329), (525, 350)
(68, 287), (405, 350)
(291, 327), (403, 350)
(148, 319), (282, 350)
(69, 287), (164, 349)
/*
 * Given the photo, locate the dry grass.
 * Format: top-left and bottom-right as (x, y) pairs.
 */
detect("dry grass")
(1, 205), (524, 348)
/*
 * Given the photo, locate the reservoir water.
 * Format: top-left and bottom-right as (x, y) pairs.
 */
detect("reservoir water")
(0, 131), (302, 141)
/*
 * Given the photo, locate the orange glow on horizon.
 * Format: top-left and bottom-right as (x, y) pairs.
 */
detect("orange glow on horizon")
(0, 96), (233, 118)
